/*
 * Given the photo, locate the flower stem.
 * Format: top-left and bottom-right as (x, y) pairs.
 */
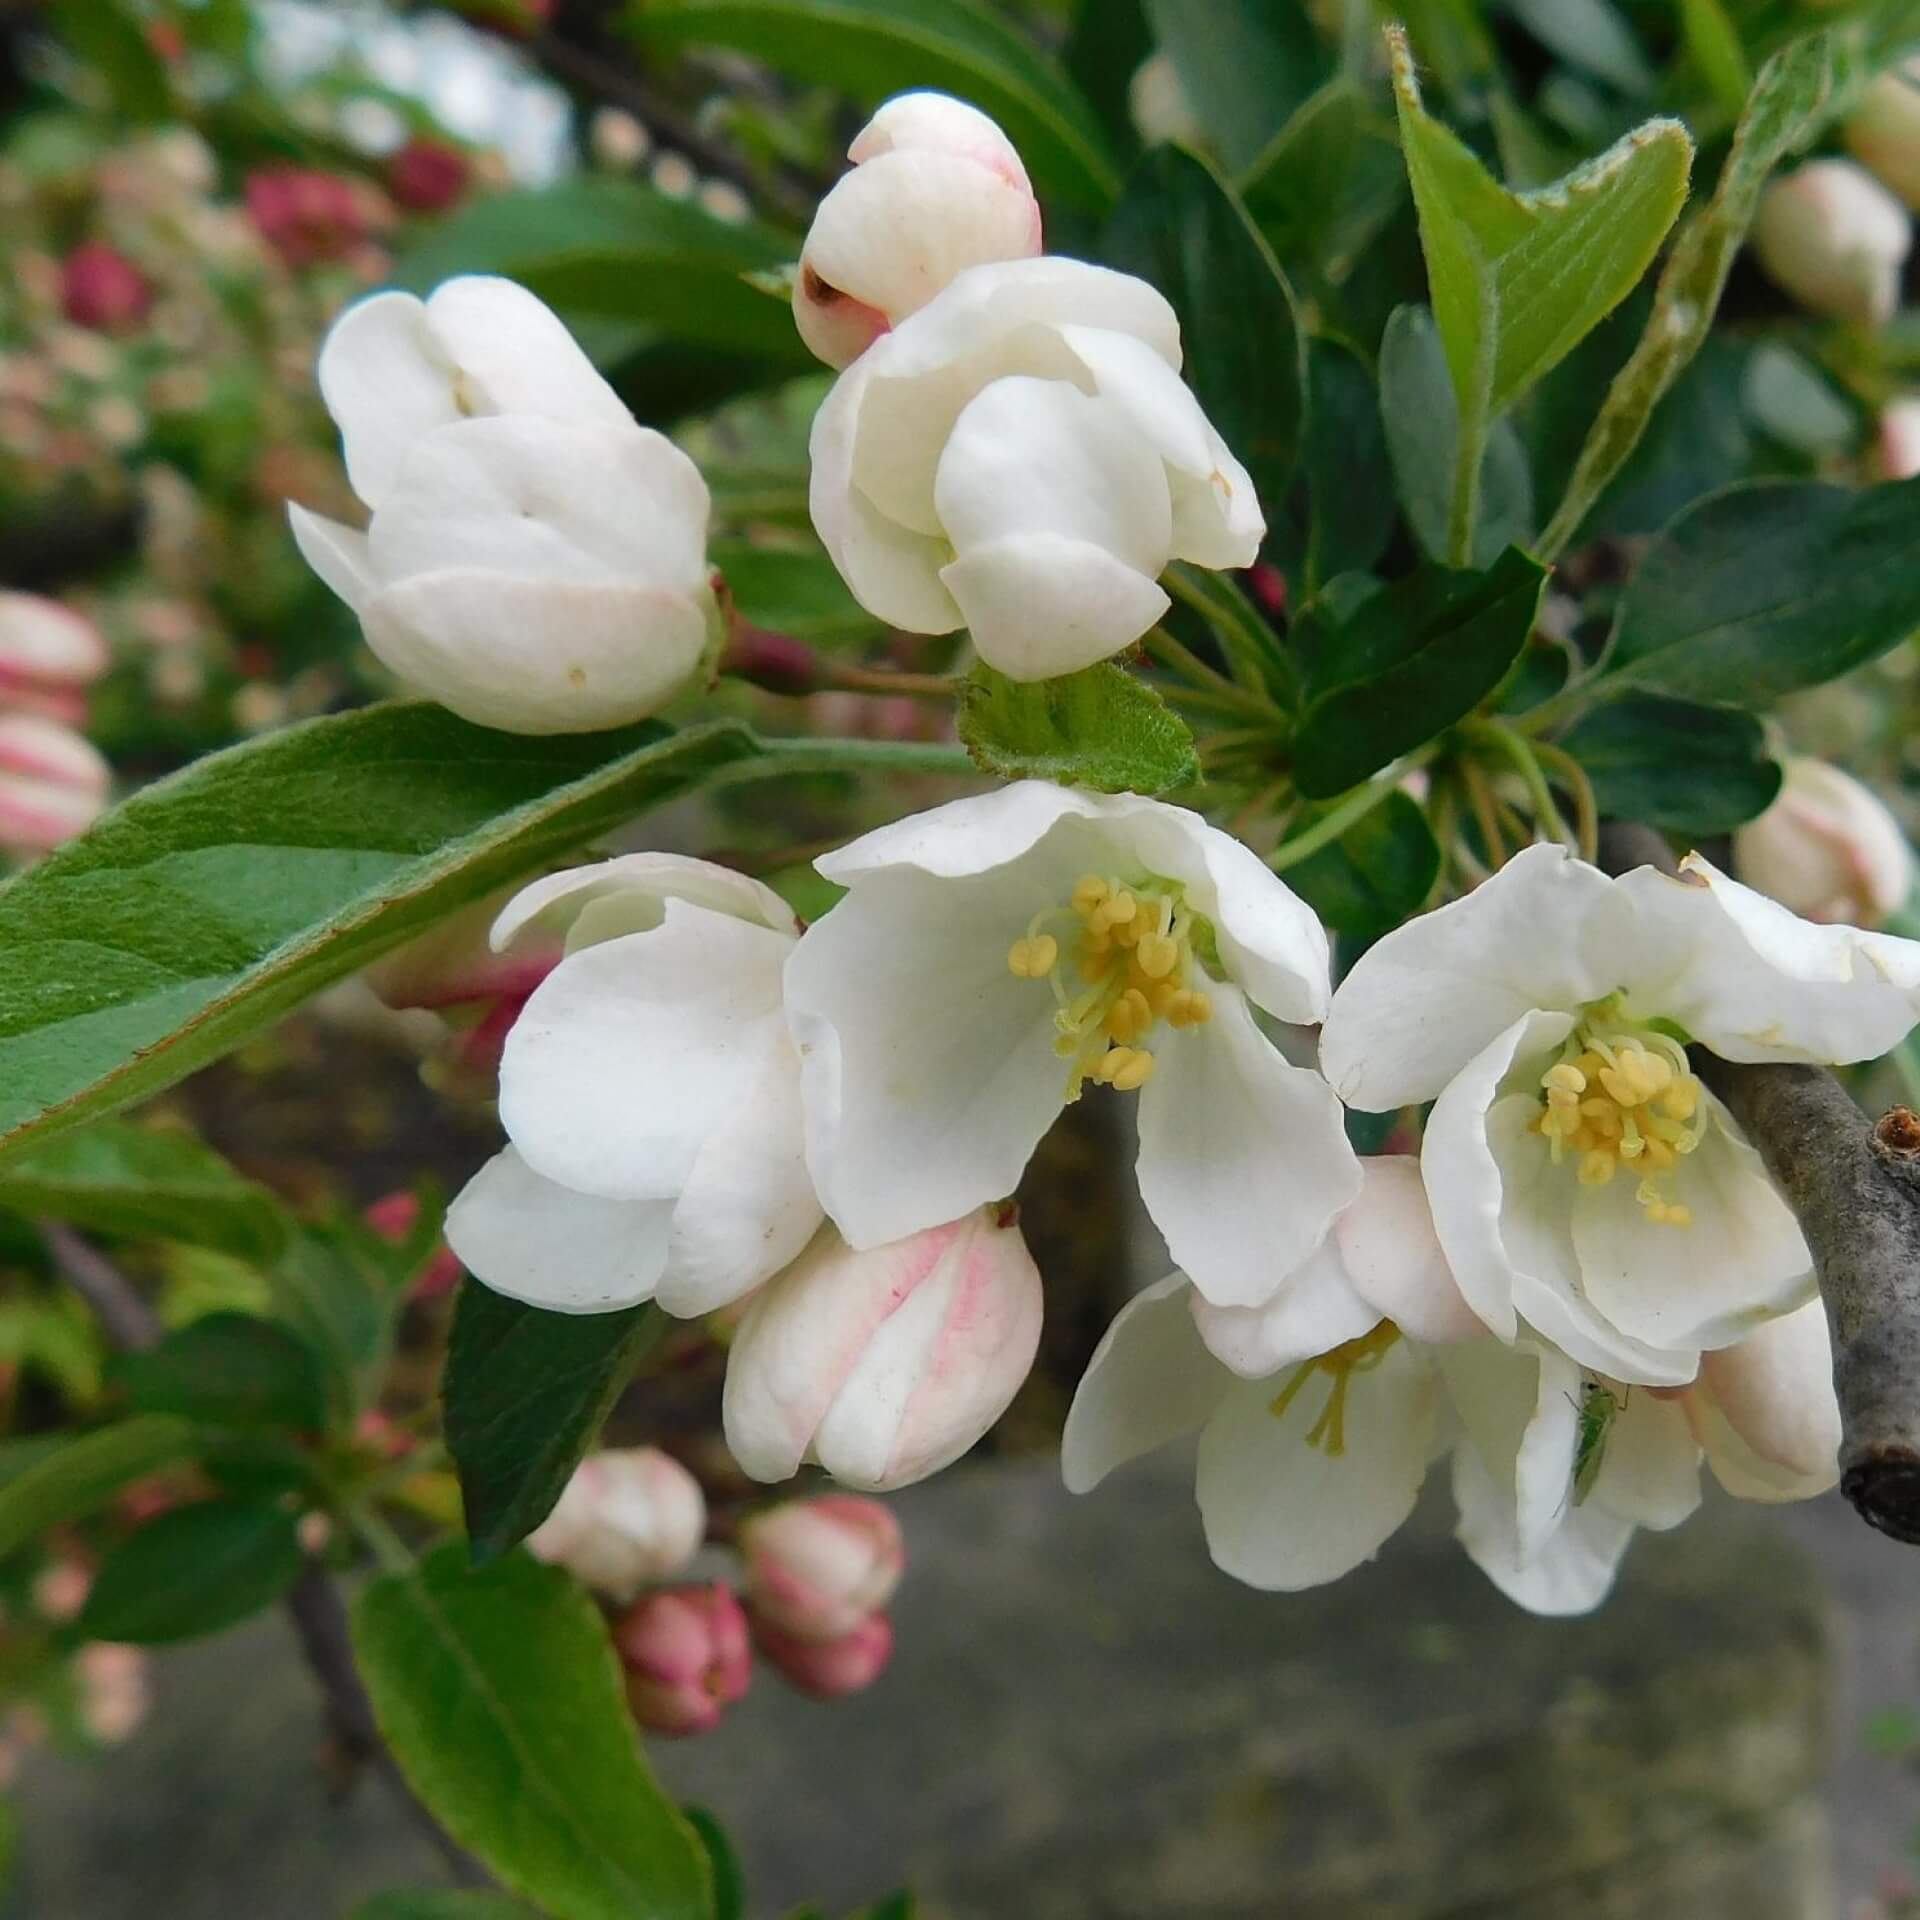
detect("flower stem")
(1469, 720), (1573, 852)
(1268, 768), (1401, 872)
(1144, 625), (1282, 720)
(1532, 738), (1600, 864)
(1162, 565), (1293, 705)
(718, 737), (978, 784)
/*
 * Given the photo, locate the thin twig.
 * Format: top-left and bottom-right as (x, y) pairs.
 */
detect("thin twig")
(40, 1223), (160, 1351)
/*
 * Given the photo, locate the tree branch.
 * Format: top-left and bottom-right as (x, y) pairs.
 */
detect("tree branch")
(40, 1222), (160, 1351)
(1595, 821), (1920, 1545)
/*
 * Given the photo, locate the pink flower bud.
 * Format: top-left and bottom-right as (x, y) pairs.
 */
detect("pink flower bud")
(0, 714), (111, 857)
(363, 1191), (464, 1299)
(529, 1448), (708, 1599)
(1880, 395), (1920, 480)
(61, 242), (152, 333)
(739, 1495), (903, 1642)
(0, 593), (110, 718)
(722, 1207), (1043, 1491)
(615, 1583), (751, 1736)
(363, 886), (565, 1013)
(76, 1643), (150, 1746)
(388, 139), (472, 214)
(794, 92), (1042, 369)
(33, 1559), (91, 1623)
(1733, 756), (1913, 927)
(1751, 159), (1912, 330)
(245, 168), (371, 266)
(723, 625), (824, 696)
(1843, 59), (1920, 211)
(752, 1609), (893, 1700)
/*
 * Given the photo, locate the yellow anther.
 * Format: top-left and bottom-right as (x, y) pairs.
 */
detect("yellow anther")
(1181, 990), (1213, 1028)
(1544, 1062), (1586, 1095)
(1661, 1079), (1698, 1122)
(1106, 988), (1153, 1043)
(1089, 890), (1138, 934)
(1663, 1203), (1691, 1227)
(1578, 1150), (1617, 1187)
(1006, 934), (1058, 979)
(1134, 932), (1180, 980)
(1071, 874), (1111, 917)
(1092, 1046), (1155, 1090)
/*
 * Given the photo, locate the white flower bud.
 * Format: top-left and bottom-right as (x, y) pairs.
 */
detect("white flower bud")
(1879, 394), (1920, 479)
(1128, 54), (1203, 149)
(289, 276), (721, 734)
(1687, 1302), (1840, 1502)
(1751, 159), (1911, 330)
(794, 91), (1042, 370)
(1843, 60), (1920, 211)
(526, 1447), (707, 1599)
(722, 1208), (1043, 1491)
(1733, 756), (1912, 927)
(0, 714), (111, 858)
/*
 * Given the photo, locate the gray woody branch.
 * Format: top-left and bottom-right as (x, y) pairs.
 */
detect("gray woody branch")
(1595, 823), (1920, 1545)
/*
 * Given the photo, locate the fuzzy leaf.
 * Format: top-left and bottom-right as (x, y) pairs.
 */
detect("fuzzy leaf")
(958, 663), (1199, 794)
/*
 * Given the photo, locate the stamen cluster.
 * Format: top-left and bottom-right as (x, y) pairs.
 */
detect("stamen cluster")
(1266, 1321), (1404, 1457)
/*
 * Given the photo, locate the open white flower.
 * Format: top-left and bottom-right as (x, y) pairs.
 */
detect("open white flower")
(290, 275), (719, 734)
(808, 256), (1263, 681)
(445, 854), (822, 1315)
(1321, 843), (1920, 1384)
(783, 780), (1358, 1311)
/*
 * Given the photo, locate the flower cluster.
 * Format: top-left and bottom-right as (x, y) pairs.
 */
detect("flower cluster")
(0, 592), (111, 863)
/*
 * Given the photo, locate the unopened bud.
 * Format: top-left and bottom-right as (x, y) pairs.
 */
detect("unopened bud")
(1128, 54), (1203, 149)
(387, 139), (472, 214)
(528, 1448), (707, 1599)
(794, 91), (1042, 369)
(33, 1559), (90, 1623)
(739, 1495), (903, 1642)
(0, 714), (111, 857)
(589, 107), (651, 173)
(75, 1643), (150, 1746)
(1687, 1301), (1839, 1501)
(363, 1190), (463, 1299)
(614, 1583), (751, 1736)
(723, 1207), (1043, 1491)
(752, 1610), (893, 1699)
(245, 168), (373, 266)
(1843, 59), (1920, 211)
(1879, 395), (1920, 480)
(0, 593), (109, 720)
(61, 242), (152, 333)
(723, 624), (822, 696)
(1733, 756), (1912, 926)
(1751, 159), (1912, 329)
(363, 884), (565, 1013)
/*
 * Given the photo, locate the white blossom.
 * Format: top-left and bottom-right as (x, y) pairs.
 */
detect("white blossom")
(1733, 756), (1912, 928)
(1751, 159), (1912, 331)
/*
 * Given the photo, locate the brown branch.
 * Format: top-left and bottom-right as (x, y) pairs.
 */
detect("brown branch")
(40, 1223), (161, 1351)
(1596, 821), (1920, 1545)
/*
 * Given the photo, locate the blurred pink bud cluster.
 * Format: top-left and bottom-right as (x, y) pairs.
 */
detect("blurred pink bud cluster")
(60, 241), (152, 334)
(0, 593), (112, 861)
(244, 168), (390, 271)
(738, 1496), (900, 1698)
(363, 1190), (464, 1301)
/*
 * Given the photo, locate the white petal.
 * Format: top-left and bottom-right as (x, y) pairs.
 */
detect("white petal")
(816, 775), (1101, 884)
(941, 533), (1170, 679)
(1588, 1389), (1700, 1531)
(1135, 983), (1361, 1308)
(1062, 1274), (1233, 1491)
(1435, 1335), (1582, 1566)
(1694, 1300), (1840, 1500)
(1570, 1103), (1812, 1353)
(1190, 1244), (1379, 1378)
(491, 853), (798, 955)
(422, 275), (633, 432)
(1452, 1443), (1634, 1616)
(288, 505), (377, 614)
(1334, 1155), (1486, 1345)
(1321, 845), (1630, 1110)
(315, 291), (458, 510)
(1196, 1340), (1436, 1590)
(783, 864), (1069, 1248)
(1617, 855), (1920, 1066)
(500, 900), (794, 1201)
(848, 92), (1033, 191)
(444, 1147), (671, 1313)
(363, 574), (710, 734)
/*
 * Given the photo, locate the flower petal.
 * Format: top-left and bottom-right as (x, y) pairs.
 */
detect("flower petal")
(1189, 1245), (1379, 1378)
(1693, 1300), (1839, 1501)
(445, 1147), (671, 1313)
(1135, 983), (1361, 1308)
(1452, 1442), (1634, 1616)
(491, 853), (797, 955)
(501, 899), (794, 1202)
(1195, 1340), (1436, 1590)
(1335, 1155), (1486, 1344)
(1588, 1389), (1701, 1531)
(422, 275), (634, 434)
(315, 291), (459, 511)
(941, 533), (1170, 679)
(287, 505), (377, 614)
(1321, 845), (1630, 1110)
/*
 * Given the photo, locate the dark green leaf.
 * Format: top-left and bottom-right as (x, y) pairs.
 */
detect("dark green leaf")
(1063, 0), (1153, 156)
(1143, 0), (1330, 172)
(1284, 794), (1442, 937)
(1293, 548), (1548, 797)
(1103, 146), (1305, 538)
(0, 708), (762, 1166)
(78, 1499), (303, 1644)
(352, 1896), (536, 1920)
(0, 1416), (196, 1560)
(446, 1282), (668, 1564)
(352, 1544), (711, 1920)
(48, 1), (172, 119)
(628, 0), (1120, 212)
(1606, 476), (1920, 705)
(957, 663), (1199, 795)
(687, 1808), (747, 1920)
(116, 1313), (328, 1432)
(713, 539), (885, 646)
(1561, 694), (1782, 833)
(1681, 0), (1753, 118)
(0, 1122), (290, 1262)
(1302, 339), (1395, 591)
(1380, 305), (1534, 567)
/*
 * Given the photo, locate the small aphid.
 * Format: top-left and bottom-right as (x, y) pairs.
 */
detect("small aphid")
(1570, 1379), (1621, 1506)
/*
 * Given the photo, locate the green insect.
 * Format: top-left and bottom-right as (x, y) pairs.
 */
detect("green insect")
(1570, 1379), (1622, 1506)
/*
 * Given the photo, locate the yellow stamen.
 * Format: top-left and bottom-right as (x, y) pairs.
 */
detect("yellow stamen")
(1269, 1322), (1402, 1459)
(1006, 933), (1058, 979)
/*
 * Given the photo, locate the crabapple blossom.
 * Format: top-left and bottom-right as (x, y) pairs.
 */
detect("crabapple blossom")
(722, 1207), (1043, 1491)
(794, 92), (1042, 369)
(1734, 757), (1912, 927)
(1751, 159), (1911, 330)
(783, 781), (1358, 1310)
(1320, 843), (1920, 1385)
(808, 256), (1263, 679)
(752, 1611), (895, 1699)
(525, 1448), (707, 1599)
(0, 714), (112, 858)
(0, 592), (110, 723)
(290, 276), (720, 733)
(61, 242), (151, 333)
(614, 1584), (751, 1737)
(1844, 59), (1920, 210)
(739, 1495), (904, 1641)
(444, 853), (821, 1316)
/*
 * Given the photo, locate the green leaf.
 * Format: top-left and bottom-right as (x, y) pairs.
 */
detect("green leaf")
(1102, 145), (1306, 535)
(115, 1312), (328, 1432)
(712, 538), (885, 646)
(48, 0), (172, 120)
(352, 1544), (712, 1920)
(389, 179), (810, 368)
(353, 1896), (536, 1920)
(1560, 694), (1782, 833)
(0, 707), (762, 1167)
(1537, 29), (1842, 555)
(1301, 340), (1396, 591)
(1605, 476), (1920, 705)
(1293, 548), (1548, 798)
(446, 1282), (668, 1564)
(628, 0), (1120, 212)
(1283, 793), (1442, 937)
(1063, 0), (1154, 157)
(77, 1498), (304, 1644)
(687, 1808), (747, 1920)
(0, 1122), (290, 1262)
(1143, 0), (1330, 172)
(957, 663), (1199, 795)
(1681, 0), (1753, 118)
(0, 1416), (196, 1560)
(1507, 0), (1655, 94)
(1379, 305), (1534, 568)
